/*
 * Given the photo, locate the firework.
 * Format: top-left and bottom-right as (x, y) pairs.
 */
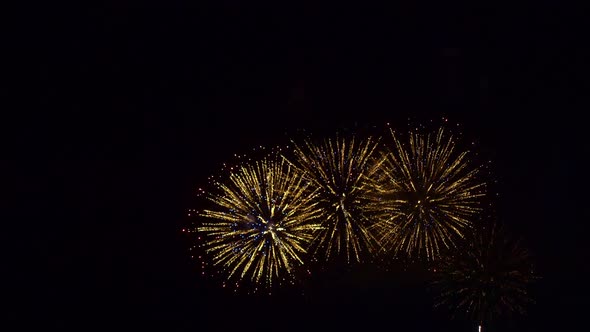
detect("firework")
(286, 134), (383, 263)
(431, 222), (537, 330)
(369, 126), (487, 260)
(198, 157), (323, 287)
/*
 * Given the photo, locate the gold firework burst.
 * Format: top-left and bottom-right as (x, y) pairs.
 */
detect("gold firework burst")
(286, 135), (383, 263)
(370, 127), (487, 260)
(198, 157), (323, 287)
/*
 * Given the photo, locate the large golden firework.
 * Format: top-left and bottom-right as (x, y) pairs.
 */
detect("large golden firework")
(286, 135), (383, 263)
(370, 127), (486, 260)
(431, 222), (538, 330)
(198, 157), (323, 287)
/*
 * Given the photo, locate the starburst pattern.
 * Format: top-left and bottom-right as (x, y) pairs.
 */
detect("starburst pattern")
(431, 222), (538, 329)
(198, 157), (323, 287)
(370, 127), (487, 260)
(286, 135), (383, 263)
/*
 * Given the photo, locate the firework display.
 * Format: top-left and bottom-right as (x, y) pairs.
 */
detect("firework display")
(286, 135), (383, 263)
(369, 127), (487, 260)
(197, 157), (323, 287)
(188, 120), (538, 330)
(431, 222), (537, 329)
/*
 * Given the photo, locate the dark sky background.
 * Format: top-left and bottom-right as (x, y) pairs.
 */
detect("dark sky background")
(19, 1), (588, 331)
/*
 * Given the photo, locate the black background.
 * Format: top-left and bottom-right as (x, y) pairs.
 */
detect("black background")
(18, 1), (587, 331)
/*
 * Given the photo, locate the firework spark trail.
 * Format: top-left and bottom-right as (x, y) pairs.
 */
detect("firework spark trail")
(198, 158), (323, 287)
(432, 222), (538, 328)
(370, 127), (487, 260)
(286, 135), (384, 263)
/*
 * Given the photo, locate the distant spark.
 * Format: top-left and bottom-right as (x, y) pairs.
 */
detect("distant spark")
(432, 222), (538, 327)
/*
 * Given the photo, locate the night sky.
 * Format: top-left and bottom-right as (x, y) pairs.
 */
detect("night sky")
(21, 1), (587, 331)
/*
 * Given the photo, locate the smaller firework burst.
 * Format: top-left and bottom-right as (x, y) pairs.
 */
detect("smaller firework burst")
(285, 134), (384, 263)
(197, 157), (323, 288)
(431, 221), (538, 330)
